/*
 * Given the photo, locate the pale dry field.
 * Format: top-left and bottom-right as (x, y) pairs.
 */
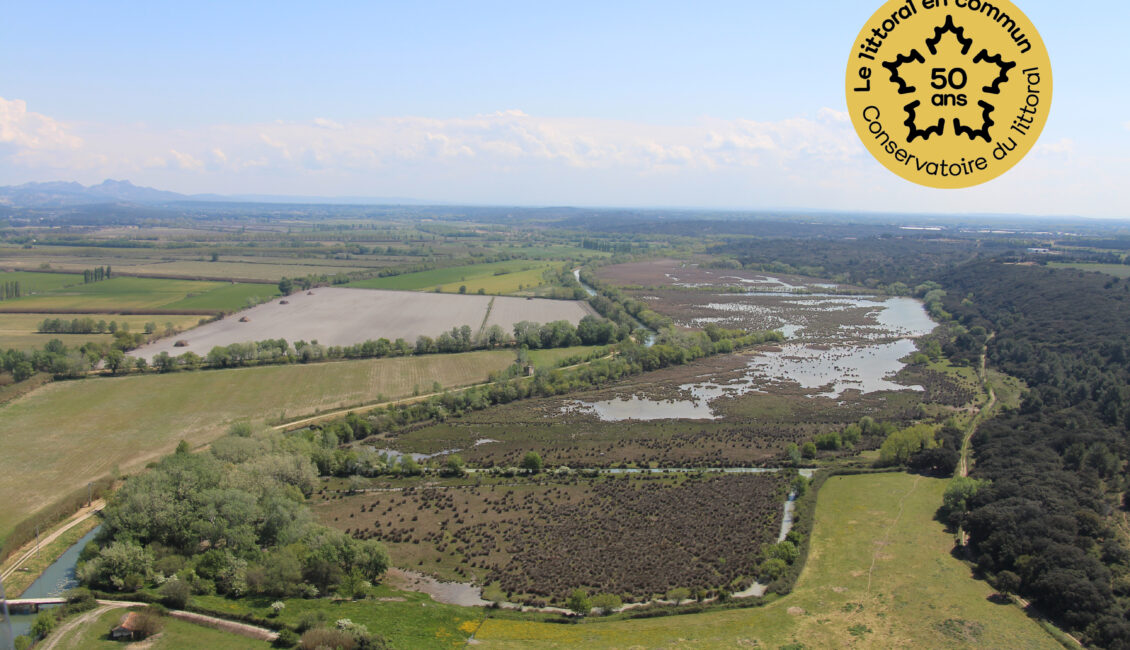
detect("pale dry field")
(133, 287), (593, 361)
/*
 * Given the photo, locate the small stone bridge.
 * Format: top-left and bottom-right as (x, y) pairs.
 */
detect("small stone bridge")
(4, 597), (66, 613)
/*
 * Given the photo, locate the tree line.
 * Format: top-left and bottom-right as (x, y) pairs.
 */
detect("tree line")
(1, 333), (147, 381)
(937, 261), (1130, 647)
(579, 268), (672, 333)
(37, 317), (175, 335)
(154, 315), (622, 373)
(82, 266), (111, 283)
(0, 280), (21, 300)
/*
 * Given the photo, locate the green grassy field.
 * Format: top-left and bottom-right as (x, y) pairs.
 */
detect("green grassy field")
(1050, 262), (1130, 278)
(161, 282), (279, 310)
(0, 350), (516, 543)
(0, 270), (84, 293)
(473, 472), (1060, 648)
(0, 276), (278, 313)
(347, 260), (555, 294)
(526, 345), (602, 368)
(193, 585), (479, 650)
(49, 607), (272, 649)
(0, 313), (204, 351)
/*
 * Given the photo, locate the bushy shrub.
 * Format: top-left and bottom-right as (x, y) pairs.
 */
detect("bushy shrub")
(274, 629), (300, 648)
(295, 610), (327, 633)
(814, 432), (841, 451)
(758, 558), (787, 582)
(131, 607), (167, 639)
(64, 587), (96, 612)
(159, 577), (191, 608)
(566, 588), (591, 615)
(591, 593), (622, 614)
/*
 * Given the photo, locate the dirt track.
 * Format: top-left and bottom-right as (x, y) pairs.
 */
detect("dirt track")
(1, 499), (105, 586)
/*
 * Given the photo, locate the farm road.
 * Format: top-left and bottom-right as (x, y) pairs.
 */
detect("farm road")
(957, 333), (996, 478)
(38, 600), (277, 649)
(1, 499), (105, 585)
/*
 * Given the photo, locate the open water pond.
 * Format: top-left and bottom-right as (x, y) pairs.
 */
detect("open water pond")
(566, 394), (719, 421)
(746, 339), (924, 399)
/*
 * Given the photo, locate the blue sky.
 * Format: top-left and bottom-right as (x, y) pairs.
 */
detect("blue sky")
(1, 1), (1126, 216)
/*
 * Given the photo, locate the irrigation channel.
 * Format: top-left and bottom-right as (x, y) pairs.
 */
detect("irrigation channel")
(574, 268), (656, 347)
(3, 526), (100, 641)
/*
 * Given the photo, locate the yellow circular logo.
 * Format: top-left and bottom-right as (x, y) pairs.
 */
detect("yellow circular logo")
(846, 0), (1052, 188)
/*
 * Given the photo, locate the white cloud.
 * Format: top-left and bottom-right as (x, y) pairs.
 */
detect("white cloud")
(0, 95), (1126, 217)
(0, 98), (865, 183)
(1034, 138), (1074, 156)
(169, 149), (204, 170)
(313, 117), (344, 130)
(0, 97), (81, 151)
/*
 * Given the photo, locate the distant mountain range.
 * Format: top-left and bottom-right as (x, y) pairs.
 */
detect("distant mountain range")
(0, 179), (429, 207)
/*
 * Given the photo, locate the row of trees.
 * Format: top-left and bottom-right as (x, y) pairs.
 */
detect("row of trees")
(581, 269), (672, 333)
(0, 334), (147, 381)
(277, 273), (351, 295)
(36, 317), (174, 335)
(82, 266), (111, 283)
(155, 315), (622, 373)
(0, 280), (20, 300)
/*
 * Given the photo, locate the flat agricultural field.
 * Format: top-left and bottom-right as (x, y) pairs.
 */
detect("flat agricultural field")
(484, 296), (591, 329)
(0, 350), (515, 542)
(347, 260), (556, 294)
(473, 472), (1061, 649)
(0, 313), (204, 351)
(0, 270), (84, 293)
(132, 288), (593, 361)
(116, 260), (367, 280)
(0, 276), (278, 313)
(526, 346), (602, 369)
(159, 282), (280, 311)
(316, 472), (788, 605)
